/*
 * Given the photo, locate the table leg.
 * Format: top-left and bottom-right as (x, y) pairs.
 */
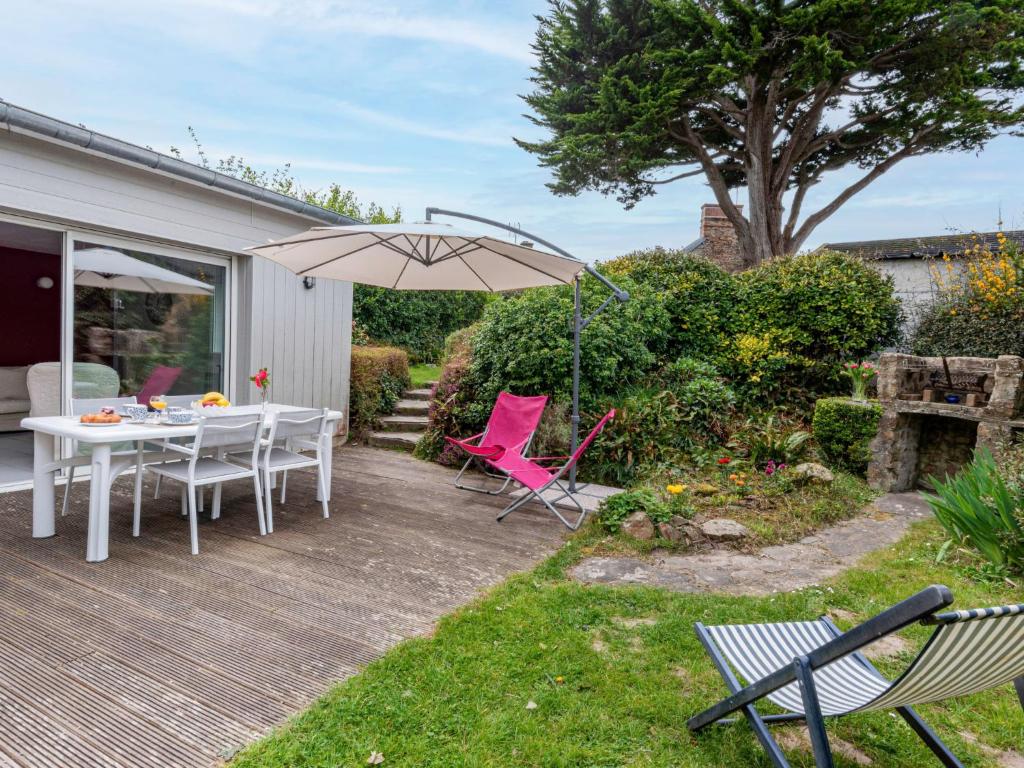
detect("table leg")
(317, 433), (333, 502)
(32, 431), (56, 539)
(86, 443), (112, 562)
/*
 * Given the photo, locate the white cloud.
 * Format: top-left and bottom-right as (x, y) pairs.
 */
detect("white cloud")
(173, 0), (536, 63)
(327, 99), (518, 147)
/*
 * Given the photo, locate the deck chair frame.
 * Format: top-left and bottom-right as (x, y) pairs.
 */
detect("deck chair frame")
(494, 409), (614, 531)
(689, 585), (1024, 768)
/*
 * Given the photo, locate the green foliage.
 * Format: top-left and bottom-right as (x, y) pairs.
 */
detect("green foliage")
(912, 300), (1024, 358)
(602, 249), (737, 357)
(913, 237), (1024, 357)
(465, 273), (671, 425)
(730, 414), (811, 468)
(727, 252), (902, 399)
(813, 397), (883, 474)
(521, 0), (1024, 259)
(924, 449), (1024, 574)
(354, 287), (489, 363)
(583, 390), (692, 487)
(349, 346), (410, 439)
(597, 489), (669, 533)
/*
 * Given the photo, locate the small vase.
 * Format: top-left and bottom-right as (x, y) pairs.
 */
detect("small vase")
(851, 382), (868, 402)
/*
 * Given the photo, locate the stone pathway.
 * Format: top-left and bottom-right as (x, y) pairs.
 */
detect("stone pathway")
(571, 492), (932, 596)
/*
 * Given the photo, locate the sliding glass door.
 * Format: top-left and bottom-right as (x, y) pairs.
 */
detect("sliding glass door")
(70, 239), (229, 402)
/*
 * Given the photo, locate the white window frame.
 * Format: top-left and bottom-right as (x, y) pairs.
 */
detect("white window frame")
(64, 228), (235, 407)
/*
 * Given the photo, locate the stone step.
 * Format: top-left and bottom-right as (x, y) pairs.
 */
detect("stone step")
(404, 388), (434, 401)
(379, 414), (429, 433)
(394, 399), (430, 416)
(368, 431), (421, 451)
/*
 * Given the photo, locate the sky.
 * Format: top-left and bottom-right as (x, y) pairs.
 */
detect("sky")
(2, 0), (1022, 262)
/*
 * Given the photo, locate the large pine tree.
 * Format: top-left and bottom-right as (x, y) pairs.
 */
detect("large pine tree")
(519, 0), (1024, 266)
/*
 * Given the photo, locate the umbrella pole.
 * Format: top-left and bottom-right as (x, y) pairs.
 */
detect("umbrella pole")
(570, 276), (582, 492)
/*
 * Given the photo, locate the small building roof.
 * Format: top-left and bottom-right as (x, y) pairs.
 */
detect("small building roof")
(0, 100), (358, 227)
(820, 230), (1024, 261)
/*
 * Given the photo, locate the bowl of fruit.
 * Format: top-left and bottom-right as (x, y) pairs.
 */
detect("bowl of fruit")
(192, 391), (232, 414)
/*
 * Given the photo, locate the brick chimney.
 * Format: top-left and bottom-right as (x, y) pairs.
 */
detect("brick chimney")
(696, 203), (743, 272)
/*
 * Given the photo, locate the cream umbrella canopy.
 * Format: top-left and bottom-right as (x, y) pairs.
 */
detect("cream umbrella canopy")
(245, 221), (585, 291)
(246, 208), (629, 494)
(74, 247), (213, 294)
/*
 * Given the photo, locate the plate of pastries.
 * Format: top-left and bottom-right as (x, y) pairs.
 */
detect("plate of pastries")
(80, 406), (123, 426)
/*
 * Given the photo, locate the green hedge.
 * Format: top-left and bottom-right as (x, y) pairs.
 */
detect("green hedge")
(464, 273), (672, 426)
(350, 346), (410, 439)
(912, 300), (1024, 358)
(728, 252), (902, 401)
(812, 397), (882, 474)
(353, 286), (488, 363)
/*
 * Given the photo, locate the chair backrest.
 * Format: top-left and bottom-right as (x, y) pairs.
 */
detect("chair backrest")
(69, 395), (138, 416)
(194, 413), (264, 452)
(137, 365), (183, 404)
(862, 603), (1024, 712)
(481, 392), (548, 453)
(269, 408), (328, 443)
(569, 409), (615, 465)
(27, 362), (120, 417)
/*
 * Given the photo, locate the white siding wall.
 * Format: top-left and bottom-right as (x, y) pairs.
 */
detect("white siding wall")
(0, 128), (351, 422)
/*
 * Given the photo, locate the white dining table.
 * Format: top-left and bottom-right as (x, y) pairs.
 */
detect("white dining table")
(21, 404), (342, 562)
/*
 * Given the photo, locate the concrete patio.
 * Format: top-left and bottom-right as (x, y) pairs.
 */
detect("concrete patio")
(0, 445), (565, 767)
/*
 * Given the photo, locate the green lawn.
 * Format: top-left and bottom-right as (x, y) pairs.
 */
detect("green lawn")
(232, 522), (1022, 767)
(409, 363), (441, 389)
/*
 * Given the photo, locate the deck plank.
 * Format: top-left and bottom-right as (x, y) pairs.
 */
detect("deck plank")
(0, 444), (564, 767)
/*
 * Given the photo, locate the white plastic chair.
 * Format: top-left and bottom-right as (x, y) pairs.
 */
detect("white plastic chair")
(151, 394), (203, 501)
(259, 408), (331, 532)
(63, 395), (141, 518)
(139, 412), (267, 555)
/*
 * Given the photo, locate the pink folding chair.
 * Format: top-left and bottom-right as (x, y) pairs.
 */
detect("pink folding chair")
(445, 392), (548, 495)
(493, 409), (615, 530)
(137, 365), (182, 404)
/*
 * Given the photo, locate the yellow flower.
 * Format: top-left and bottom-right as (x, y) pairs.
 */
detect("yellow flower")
(666, 484), (685, 495)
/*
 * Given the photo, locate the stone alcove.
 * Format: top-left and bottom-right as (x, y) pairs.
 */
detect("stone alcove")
(867, 353), (1024, 492)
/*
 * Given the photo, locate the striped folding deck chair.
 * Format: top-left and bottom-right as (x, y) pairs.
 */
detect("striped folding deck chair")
(688, 585), (1024, 767)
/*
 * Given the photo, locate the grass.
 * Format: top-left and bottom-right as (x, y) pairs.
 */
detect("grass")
(409, 363), (441, 389)
(231, 520), (1022, 767)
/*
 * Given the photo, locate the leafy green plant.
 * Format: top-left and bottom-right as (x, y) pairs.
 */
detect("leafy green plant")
(597, 489), (669, 533)
(729, 252), (902, 397)
(582, 389), (691, 487)
(601, 249), (738, 358)
(812, 397), (882, 474)
(465, 273), (671, 423)
(923, 449), (1024, 574)
(349, 346), (411, 440)
(732, 414), (810, 468)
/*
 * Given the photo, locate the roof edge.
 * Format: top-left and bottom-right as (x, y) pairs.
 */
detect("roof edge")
(0, 100), (359, 227)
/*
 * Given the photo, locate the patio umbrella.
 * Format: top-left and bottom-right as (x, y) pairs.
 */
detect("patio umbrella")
(247, 208), (629, 491)
(74, 247), (213, 295)
(245, 221), (584, 291)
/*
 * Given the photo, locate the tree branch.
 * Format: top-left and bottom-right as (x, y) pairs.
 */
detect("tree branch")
(789, 127), (937, 249)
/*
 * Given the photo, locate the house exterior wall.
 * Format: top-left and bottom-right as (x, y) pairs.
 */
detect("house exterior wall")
(867, 258), (963, 336)
(0, 127), (351, 423)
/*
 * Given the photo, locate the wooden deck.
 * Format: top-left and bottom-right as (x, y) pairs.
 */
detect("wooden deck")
(0, 445), (565, 767)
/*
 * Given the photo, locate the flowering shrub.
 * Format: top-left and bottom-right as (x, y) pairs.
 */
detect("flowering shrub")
(914, 234), (1024, 358)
